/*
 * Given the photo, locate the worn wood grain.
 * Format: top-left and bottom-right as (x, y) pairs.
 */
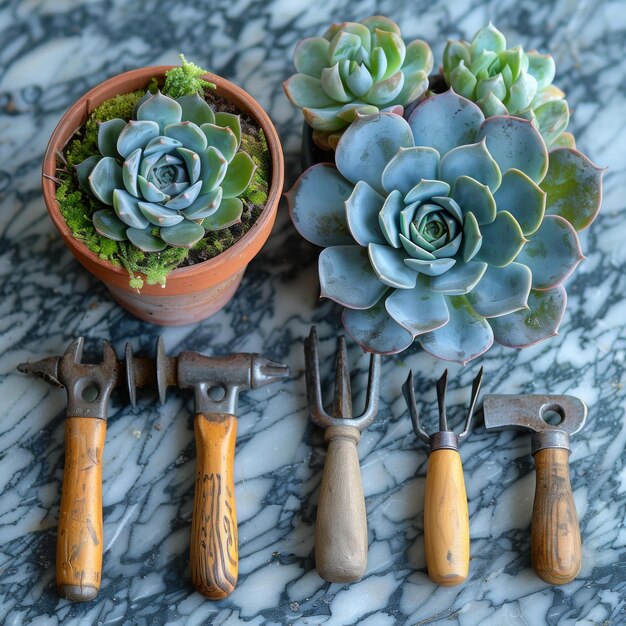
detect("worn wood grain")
(56, 417), (106, 602)
(315, 424), (368, 583)
(423, 448), (470, 586)
(190, 413), (238, 599)
(531, 447), (582, 585)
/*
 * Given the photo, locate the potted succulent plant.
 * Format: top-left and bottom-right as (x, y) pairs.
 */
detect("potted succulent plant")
(282, 16), (433, 167)
(43, 56), (283, 325)
(286, 23), (604, 364)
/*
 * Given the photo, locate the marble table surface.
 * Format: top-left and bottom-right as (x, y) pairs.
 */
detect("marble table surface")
(1, 0), (625, 624)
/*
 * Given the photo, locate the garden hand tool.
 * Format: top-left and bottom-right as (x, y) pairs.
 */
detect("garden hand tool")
(483, 394), (587, 585)
(17, 337), (167, 602)
(304, 326), (381, 583)
(402, 368), (483, 586)
(160, 347), (289, 599)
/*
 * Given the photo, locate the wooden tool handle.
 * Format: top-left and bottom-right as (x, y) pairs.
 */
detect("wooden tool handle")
(315, 425), (368, 582)
(190, 413), (238, 599)
(531, 447), (581, 584)
(56, 417), (106, 602)
(423, 448), (470, 586)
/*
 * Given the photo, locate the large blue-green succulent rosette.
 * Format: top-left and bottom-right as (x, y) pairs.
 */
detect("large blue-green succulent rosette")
(286, 91), (603, 363)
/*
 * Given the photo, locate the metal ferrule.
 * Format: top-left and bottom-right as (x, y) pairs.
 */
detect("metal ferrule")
(531, 429), (571, 455)
(430, 431), (459, 451)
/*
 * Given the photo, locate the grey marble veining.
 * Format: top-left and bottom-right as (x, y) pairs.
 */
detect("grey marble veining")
(0, 0), (625, 624)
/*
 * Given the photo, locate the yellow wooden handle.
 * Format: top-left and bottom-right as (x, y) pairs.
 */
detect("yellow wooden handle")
(423, 448), (470, 586)
(531, 447), (581, 584)
(315, 425), (368, 583)
(190, 413), (238, 599)
(56, 416), (106, 602)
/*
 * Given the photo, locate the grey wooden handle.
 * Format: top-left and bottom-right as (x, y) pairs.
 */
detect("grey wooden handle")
(315, 425), (368, 582)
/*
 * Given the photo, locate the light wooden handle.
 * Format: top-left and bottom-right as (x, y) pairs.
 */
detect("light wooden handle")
(56, 416), (106, 602)
(423, 448), (470, 586)
(531, 447), (581, 585)
(315, 425), (368, 582)
(190, 413), (238, 599)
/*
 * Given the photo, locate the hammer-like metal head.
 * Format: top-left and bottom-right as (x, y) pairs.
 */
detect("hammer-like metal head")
(483, 395), (587, 435)
(483, 394), (587, 453)
(176, 351), (289, 415)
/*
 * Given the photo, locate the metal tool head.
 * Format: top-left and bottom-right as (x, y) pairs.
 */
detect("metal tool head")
(55, 337), (120, 419)
(303, 326), (381, 431)
(483, 394), (587, 436)
(17, 356), (63, 388)
(177, 350), (289, 416)
(403, 367), (483, 451)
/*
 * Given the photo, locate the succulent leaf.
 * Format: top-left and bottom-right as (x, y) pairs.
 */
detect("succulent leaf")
(117, 120), (160, 158)
(541, 148), (604, 230)
(98, 119), (126, 158)
(336, 113), (414, 193)
(467, 262), (532, 317)
(201, 197), (243, 231)
(476, 116), (548, 183)
(137, 91), (183, 133)
(345, 181), (387, 245)
(126, 227), (168, 252)
(319, 245), (388, 309)
(493, 168), (545, 235)
(385, 276), (450, 335)
(138, 201), (185, 227)
(286, 163), (354, 247)
(408, 90), (485, 156)
(489, 285), (567, 347)
(419, 295), (494, 364)
(160, 220), (205, 248)
(165, 122), (208, 153)
(381, 147), (439, 196)
(439, 140), (502, 192)
(93, 209), (128, 241)
(516, 215), (583, 289)
(75, 155), (101, 193)
(200, 123), (238, 163)
(177, 93), (215, 125)
(474, 210), (526, 266)
(113, 189), (150, 228)
(430, 260), (488, 295)
(368, 243), (418, 289)
(89, 157), (124, 205)
(293, 37), (331, 78)
(343, 301), (414, 354)
(221, 151), (256, 198)
(182, 187), (223, 220)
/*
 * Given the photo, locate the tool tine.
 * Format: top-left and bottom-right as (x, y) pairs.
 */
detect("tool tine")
(332, 335), (353, 419)
(63, 337), (84, 364)
(402, 370), (430, 444)
(101, 340), (117, 366)
(156, 336), (167, 405)
(436, 369), (449, 431)
(125, 343), (136, 407)
(304, 327), (332, 426)
(459, 367), (484, 441)
(350, 352), (380, 430)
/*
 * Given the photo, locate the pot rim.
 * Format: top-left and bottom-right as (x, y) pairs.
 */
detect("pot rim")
(42, 65), (284, 283)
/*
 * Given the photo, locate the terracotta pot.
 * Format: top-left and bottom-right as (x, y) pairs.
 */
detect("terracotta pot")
(43, 66), (284, 326)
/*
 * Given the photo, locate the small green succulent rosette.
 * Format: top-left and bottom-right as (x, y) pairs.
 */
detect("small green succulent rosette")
(286, 90), (604, 364)
(443, 23), (572, 148)
(76, 91), (256, 252)
(283, 15), (433, 151)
